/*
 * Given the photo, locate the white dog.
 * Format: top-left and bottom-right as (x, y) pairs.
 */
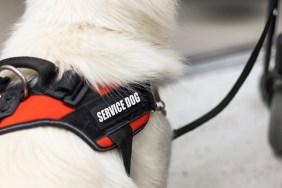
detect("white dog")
(0, 0), (183, 187)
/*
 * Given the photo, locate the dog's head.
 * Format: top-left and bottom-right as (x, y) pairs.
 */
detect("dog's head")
(24, 0), (179, 46)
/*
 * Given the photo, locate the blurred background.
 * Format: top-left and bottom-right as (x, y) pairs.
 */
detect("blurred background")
(0, 1), (23, 49)
(1, 0), (282, 188)
(175, 0), (276, 61)
(0, 0), (280, 60)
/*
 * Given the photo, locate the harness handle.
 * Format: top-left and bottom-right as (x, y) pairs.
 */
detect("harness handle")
(0, 57), (57, 86)
(173, 1), (278, 140)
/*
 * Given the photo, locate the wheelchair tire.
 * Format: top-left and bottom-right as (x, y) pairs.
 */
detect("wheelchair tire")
(269, 89), (282, 156)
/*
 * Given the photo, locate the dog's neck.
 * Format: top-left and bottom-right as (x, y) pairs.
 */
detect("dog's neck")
(1, 0), (183, 87)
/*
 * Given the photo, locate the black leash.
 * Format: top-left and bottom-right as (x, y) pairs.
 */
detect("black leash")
(173, 2), (278, 140)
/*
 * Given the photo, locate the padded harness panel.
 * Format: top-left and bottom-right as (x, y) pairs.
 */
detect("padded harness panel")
(0, 57), (157, 175)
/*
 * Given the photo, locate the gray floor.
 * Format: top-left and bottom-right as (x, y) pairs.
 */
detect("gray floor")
(163, 56), (282, 188)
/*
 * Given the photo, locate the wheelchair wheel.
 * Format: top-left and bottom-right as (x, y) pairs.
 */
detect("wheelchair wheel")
(269, 89), (282, 155)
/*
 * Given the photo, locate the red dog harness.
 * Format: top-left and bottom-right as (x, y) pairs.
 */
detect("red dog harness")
(0, 57), (157, 175)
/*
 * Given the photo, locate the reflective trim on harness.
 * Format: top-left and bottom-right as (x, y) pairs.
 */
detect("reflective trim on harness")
(0, 93), (151, 150)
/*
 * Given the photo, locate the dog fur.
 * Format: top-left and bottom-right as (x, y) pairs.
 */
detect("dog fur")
(0, 0), (184, 187)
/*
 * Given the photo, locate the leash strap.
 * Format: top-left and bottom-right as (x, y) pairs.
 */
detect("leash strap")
(173, 1), (278, 140)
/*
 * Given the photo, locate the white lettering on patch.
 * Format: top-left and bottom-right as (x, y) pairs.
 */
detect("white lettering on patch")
(97, 92), (141, 123)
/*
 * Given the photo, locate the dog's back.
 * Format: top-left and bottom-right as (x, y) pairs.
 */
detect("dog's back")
(0, 1), (183, 187)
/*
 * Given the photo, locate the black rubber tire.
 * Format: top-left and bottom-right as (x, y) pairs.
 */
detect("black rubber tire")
(269, 90), (282, 156)
(260, 72), (274, 106)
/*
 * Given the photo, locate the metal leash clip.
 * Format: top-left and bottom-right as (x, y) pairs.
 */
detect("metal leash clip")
(156, 100), (167, 116)
(0, 65), (29, 99)
(152, 88), (167, 116)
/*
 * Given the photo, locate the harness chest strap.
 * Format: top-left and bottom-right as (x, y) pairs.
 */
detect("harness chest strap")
(0, 56), (157, 176)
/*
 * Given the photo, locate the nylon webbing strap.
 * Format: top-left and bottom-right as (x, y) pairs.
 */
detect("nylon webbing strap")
(173, 2), (278, 140)
(109, 125), (133, 175)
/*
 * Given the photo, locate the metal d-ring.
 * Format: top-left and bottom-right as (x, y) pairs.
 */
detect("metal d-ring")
(0, 65), (29, 99)
(156, 100), (167, 116)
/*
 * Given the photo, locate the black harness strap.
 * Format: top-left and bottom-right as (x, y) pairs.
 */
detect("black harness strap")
(109, 124), (133, 175)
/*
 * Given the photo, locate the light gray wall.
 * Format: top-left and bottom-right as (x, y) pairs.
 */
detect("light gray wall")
(0, 1), (24, 50)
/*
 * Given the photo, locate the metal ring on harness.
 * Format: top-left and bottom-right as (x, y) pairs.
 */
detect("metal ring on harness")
(0, 65), (29, 99)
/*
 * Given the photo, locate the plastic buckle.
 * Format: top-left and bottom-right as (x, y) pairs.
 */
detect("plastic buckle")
(64, 82), (89, 107)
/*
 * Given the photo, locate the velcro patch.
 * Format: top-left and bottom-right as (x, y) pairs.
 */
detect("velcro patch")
(90, 85), (156, 130)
